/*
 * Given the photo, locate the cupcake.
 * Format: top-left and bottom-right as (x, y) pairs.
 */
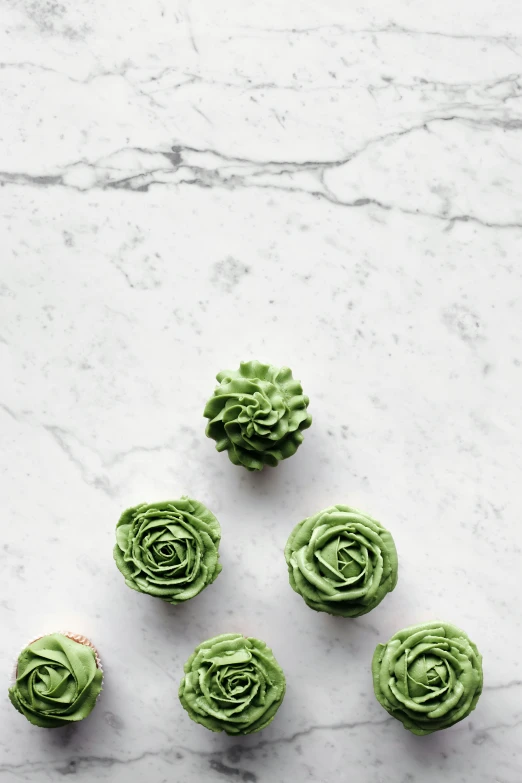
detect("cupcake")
(372, 621), (483, 735)
(179, 633), (286, 734)
(203, 360), (312, 470)
(9, 632), (103, 728)
(114, 497), (222, 605)
(285, 504), (398, 617)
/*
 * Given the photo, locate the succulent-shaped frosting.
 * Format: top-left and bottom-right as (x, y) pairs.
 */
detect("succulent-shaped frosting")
(9, 633), (102, 728)
(203, 360), (312, 471)
(114, 497), (222, 605)
(372, 622), (483, 735)
(179, 633), (286, 734)
(285, 504), (398, 617)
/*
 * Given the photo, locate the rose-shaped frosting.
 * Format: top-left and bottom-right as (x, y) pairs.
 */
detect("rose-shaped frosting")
(114, 497), (222, 605)
(285, 504), (398, 617)
(203, 360), (312, 471)
(8, 633), (102, 728)
(179, 633), (286, 735)
(372, 622), (483, 735)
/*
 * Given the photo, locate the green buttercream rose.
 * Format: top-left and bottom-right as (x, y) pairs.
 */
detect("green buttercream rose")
(285, 504), (398, 617)
(9, 633), (102, 728)
(114, 497), (222, 605)
(179, 634), (286, 735)
(372, 622), (483, 735)
(203, 360), (312, 471)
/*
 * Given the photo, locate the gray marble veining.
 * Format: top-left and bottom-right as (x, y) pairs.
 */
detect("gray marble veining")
(0, 0), (521, 781)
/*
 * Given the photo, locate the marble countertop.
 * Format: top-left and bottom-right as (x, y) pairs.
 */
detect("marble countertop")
(1, 0), (521, 781)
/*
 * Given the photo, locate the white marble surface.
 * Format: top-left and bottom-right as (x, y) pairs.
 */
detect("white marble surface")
(1, 0), (522, 780)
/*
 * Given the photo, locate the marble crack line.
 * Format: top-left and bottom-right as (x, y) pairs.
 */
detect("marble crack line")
(0, 61), (129, 85)
(0, 112), (513, 191)
(0, 60), (354, 94)
(0, 718), (393, 775)
(43, 425), (116, 497)
(484, 680), (522, 691)
(135, 173), (522, 232)
(4, 60), (521, 96)
(1, 161), (521, 232)
(479, 717), (522, 734)
(42, 425), (177, 490)
(243, 716), (394, 750)
(2, 165), (520, 232)
(104, 440), (178, 467)
(0, 111), (518, 189)
(88, 115), (522, 170)
(2, 112), (522, 231)
(0, 752), (158, 777)
(0, 402), (18, 420)
(143, 69), (360, 94)
(370, 73), (522, 95)
(256, 178), (522, 231)
(233, 23), (522, 45)
(1, 404), (183, 475)
(210, 172), (522, 231)
(142, 68), (522, 97)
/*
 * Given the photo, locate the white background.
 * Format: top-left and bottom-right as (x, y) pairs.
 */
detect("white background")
(0, 1), (521, 780)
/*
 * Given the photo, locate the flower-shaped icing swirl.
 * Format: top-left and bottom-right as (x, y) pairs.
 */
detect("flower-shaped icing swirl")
(114, 497), (222, 605)
(9, 633), (102, 728)
(179, 633), (286, 734)
(372, 622), (483, 735)
(204, 360), (312, 470)
(285, 504), (398, 617)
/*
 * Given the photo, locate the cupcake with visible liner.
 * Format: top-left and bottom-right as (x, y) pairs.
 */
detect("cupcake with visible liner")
(113, 497), (222, 605)
(203, 360), (312, 471)
(9, 632), (103, 728)
(285, 504), (398, 617)
(372, 621), (483, 735)
(179, 633), (286, 735)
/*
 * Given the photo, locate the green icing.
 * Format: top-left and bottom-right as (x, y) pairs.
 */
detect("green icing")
(114, 497), (222, 605)
(8, 634), (102, 728)
(285, 504), (398, 617)
(179, 633), (286, 735)
(203, 360), (312, 471)
(372, 621), (483, 735)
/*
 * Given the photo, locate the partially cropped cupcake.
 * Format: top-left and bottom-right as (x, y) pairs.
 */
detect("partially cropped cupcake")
(285, 504), (398, 617)
(203, 360), (312, 470)
(9, 632), (103, 728)
(179, 633), (286, 734)
(372, 621), (483, 735)
(114, 497), (222, 605)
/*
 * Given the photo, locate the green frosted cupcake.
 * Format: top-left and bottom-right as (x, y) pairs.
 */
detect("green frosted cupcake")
(285, 504), (398, 617)
(179, 633), (286, 735)
(114, 497), (222, 605)
(9, 632), (103, 728)
(203, 360), (312, 471)
(372, 621), (483, 735)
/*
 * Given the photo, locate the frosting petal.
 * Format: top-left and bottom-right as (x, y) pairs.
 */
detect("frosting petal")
(179, 633), (286, 735)
(372, 622), (483, 734)
(8, 634), (102, 728)
(284, 505), (398, 617)
(203, 360), (312, 471)
(113, 497), (222, 605)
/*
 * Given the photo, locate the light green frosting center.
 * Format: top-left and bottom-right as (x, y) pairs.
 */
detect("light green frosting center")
(9, 634), (102, 728)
